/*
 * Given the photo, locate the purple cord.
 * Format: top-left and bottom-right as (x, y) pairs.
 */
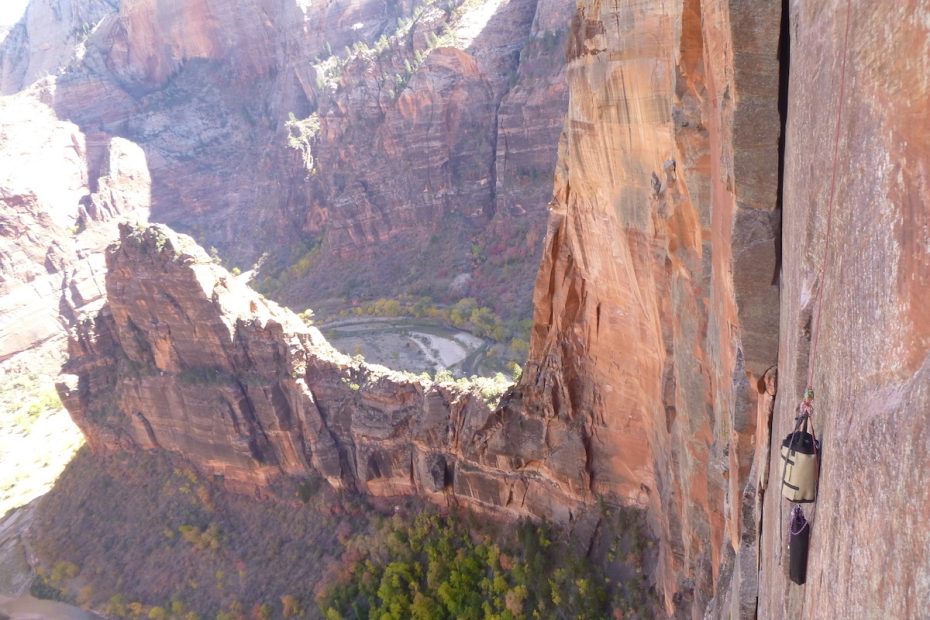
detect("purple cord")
(790, 505), (809, 536)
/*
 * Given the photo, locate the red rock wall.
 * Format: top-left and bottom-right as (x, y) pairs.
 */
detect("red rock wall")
(757, 1), (930, 617)
(282, 0), (574, 314)
(40, 0), (930, 616)
(1, 0), (572, 356)
(60, 224), (591, 524)
(521, 0), (782, 614)
(55, 0), (572, 317)
(0, 0), (113, 94)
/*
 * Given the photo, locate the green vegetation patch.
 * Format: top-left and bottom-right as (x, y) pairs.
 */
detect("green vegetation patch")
(319, 508), (657, 619)
(29, 453), (656, 619)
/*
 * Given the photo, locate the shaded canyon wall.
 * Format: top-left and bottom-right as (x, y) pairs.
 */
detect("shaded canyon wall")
(0, 0), (574, 363)
(1, 0), (573, 319)
(56, 0), (788, 616)
(50, 0), (930, 617)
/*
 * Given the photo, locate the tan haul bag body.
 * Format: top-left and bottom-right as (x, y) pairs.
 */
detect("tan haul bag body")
(780, 418), (820, 503)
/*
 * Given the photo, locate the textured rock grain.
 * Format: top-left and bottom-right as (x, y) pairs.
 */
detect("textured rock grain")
(757, 2), (930, 617)
(52, 0), (570, 316)
(519, 0), (783, 614)
(0, 0), (572, 364)
(0, 92), (149, 360)
(38, 0), (930, 617)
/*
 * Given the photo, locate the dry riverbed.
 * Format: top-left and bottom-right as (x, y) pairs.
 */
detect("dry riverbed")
(321, 318), (492, 377)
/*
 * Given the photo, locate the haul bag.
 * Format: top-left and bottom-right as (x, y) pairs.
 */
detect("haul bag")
(788, 506), (810, 585)
(780, 420), (820, 502)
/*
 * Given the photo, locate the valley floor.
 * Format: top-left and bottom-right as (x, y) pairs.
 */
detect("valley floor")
(321, 318), (490, 377)
(18, 450), (656, 619)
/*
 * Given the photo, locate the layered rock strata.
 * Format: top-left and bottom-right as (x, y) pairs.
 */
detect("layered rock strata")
(46, 0), (930, 617)
(52, 0), (789, 615)
(1, 0), (572, 320)
(518, 0), (783, 615)
(520, 0), (930, 617)
(60, 224), (591, 522)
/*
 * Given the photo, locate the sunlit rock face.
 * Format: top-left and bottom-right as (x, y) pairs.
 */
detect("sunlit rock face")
(0, 0), (572, 362)
(520, 0), (930, 616)
(0, 0), (113, 94)
(22, 0), (930, 616)
(0, 92), (150, 361)
(48, 0), (787, 614)
(519, 0), (783, 614)
(60, 224), (592, 522)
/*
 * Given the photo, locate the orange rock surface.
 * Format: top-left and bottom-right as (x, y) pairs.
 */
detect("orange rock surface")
(758, 1), (930, 617)
(19, 0), (930, 617)
(521, 0), (782, 614)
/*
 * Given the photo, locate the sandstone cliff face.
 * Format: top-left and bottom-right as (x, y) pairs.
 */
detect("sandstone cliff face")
(38, 0), (930, 617)
(0, 0), (113, 94)
(757, 1), (930, 617)
(290, 0), (572, 313)
(520, 0), (782, 614)
(60, 224), (590, 522)
(1, 0), (571, 321)
(0, 90), (149, 361)
(48, 0), (786, 614)
(54, 0), (787, 614)
(1, 0), (570, 360)
(522, 0), (930, 617)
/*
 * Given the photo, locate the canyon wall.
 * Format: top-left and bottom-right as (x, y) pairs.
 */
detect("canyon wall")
(521, 0), (930, 616)
(37, 0), (930, 617)
(757, 1), (930, 617)
(0, 90), (149, 361)
(3, 0), (570, 318)
(52, 0), (788, 616)
(0, 0), (572, 361)
(520, 0), (782, 615)
(57, 0), (788, 615)
(60, 224), (592, 523)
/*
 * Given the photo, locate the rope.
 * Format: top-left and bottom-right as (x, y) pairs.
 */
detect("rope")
(783, 0), (855, 569)
(789, 505), (809, 536)
(804, 0), (854, 396)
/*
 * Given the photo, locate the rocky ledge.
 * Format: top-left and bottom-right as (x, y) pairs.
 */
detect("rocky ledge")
(58, 223), (593, 523)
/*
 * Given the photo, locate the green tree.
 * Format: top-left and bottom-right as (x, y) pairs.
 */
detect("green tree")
(449, 298), (478, 327)
(147, 607), (167, 620)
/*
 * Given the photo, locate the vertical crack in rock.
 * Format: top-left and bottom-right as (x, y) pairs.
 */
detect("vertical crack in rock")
(758, 1), (930, 616)
(773, 0), (790, 286)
